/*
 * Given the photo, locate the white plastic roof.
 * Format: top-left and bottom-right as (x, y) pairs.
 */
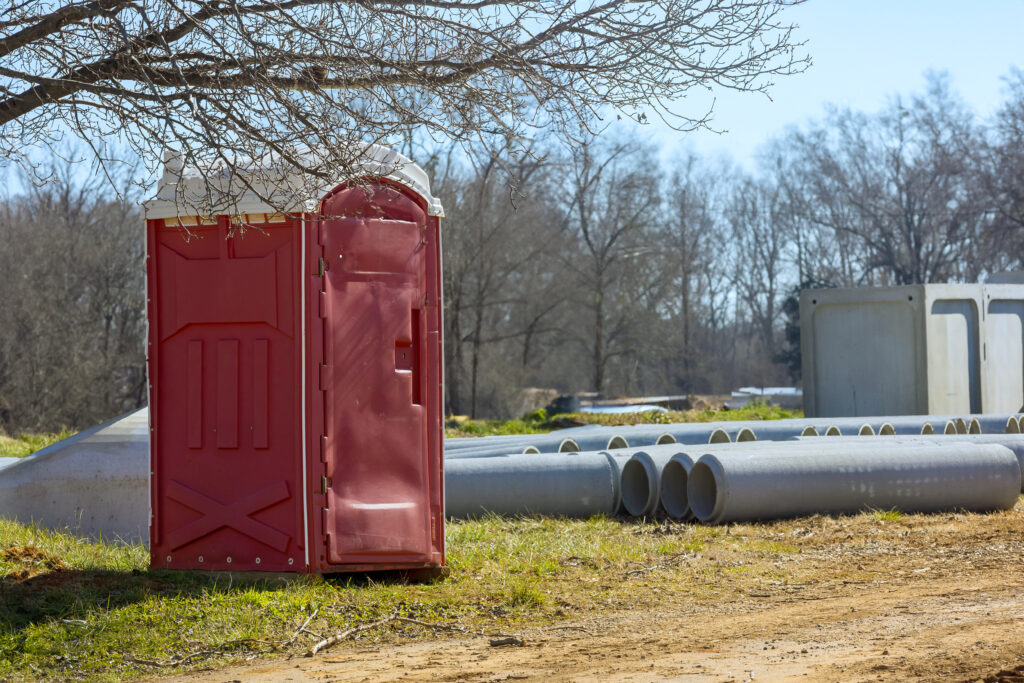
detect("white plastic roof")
(144, 143), (443, 220)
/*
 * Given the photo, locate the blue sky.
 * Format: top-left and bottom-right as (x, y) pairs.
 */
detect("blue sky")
(646, 0), (1024, 168)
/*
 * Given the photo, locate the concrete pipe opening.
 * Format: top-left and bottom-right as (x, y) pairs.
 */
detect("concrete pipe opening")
(1017, 417), (1024, 433)
(858, 424), (875, 436)
(879, 423), (896, 436)
(522, 446), (540, 454)
(800, 426), (819, 437)
(688, 461), (719, 522)
(656, 433), (677, 445)
(825, 426), (842, 436)
(1006, 418), (1021, 435)
(736, 428), (757, 442)
(955, 418), (968, 434)
(921, 423), (935, 435)
(708, 428), (731, 444)
(660, 459), (690, 520)
(943, 421), (958, 435)
(558, 438), (581, 453)
(606, 435), (629, 450)
(620, 457), (656, 517)
(968, 418), (981, 435)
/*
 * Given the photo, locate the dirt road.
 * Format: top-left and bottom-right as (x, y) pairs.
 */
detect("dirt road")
(160, 510), (1024, 682)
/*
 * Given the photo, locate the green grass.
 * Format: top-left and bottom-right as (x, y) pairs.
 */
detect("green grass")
(0, 430), (76, 458)
(446, 404), (803, 438)
(0, 516), (760, 682)
(870, 508), (904, 522)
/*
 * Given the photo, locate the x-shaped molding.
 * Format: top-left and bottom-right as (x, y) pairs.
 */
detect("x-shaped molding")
(165, 479), (291, 552)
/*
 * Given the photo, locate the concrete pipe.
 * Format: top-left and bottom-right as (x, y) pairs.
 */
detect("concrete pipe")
(0, 408), (149, 542)
(968, 418), (982, 435)
(620, 454), (661, 517)
(443, 443), (551, 459)
(878, 423), (896, 436)
(970, 415), (1021, 434)
(797, 433), (1024, 492)
(825, 426), (842, 436)
(559, 438), (581, 453)
(601, 451), (634, 514)
(708, 428), (730, 444)
(943, 421), (958, 435)
(858, 424), (875, 436)
(687, 443), (1021, 525)
(444, 452), (618, 518)
(736, 427), (757, 442)
(801, 426), (819, 436)
(656, 433), (677, 445)
(606, 435), (630, 450)
(660, 453), (697, 521)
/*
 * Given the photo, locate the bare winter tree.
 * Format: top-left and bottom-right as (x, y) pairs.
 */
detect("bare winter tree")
(982, 67), (1024, 270)
(777, 74), (988, 286)
(559, 130), (661, 395)
(0, 159), (146, 432)
(2, 0), (807, 204)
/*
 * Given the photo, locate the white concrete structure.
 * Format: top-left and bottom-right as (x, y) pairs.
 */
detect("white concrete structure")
(801, 283), (1024, 417)
(0, 409), (148, 542)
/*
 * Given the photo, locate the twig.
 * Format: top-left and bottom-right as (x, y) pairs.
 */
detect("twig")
(278, 606), (320, 649)
(545, 625), (589, 632)
(307, 617), (394, 656)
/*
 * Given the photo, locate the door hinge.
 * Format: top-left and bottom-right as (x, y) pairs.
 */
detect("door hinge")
(318, 363), (329, 391)
(320, 475), (330, 494)
(318, 290), (328, 318)
(319, 434), (328, 463)
(317, 257), (328, 277)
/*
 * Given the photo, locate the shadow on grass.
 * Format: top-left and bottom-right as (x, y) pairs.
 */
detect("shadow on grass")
(0, 562), (449, 634)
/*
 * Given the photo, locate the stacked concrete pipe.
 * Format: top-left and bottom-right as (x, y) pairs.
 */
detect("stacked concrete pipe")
(686, 442), (1020, 525)
(444, 451), (620, 518)
(796, 433), (1024, 492)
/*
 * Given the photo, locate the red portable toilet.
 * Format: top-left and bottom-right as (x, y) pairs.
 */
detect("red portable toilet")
(143, 146), (445, 573)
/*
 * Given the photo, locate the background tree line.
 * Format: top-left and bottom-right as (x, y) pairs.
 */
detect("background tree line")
(1, 71), (1022, 431)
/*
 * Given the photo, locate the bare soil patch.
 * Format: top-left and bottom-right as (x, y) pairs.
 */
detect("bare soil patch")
(157, 504), (1024, 683)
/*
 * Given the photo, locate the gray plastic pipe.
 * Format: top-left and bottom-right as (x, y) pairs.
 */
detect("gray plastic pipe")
(444, 452), (618, 518)
(687, 443), (1021, 525)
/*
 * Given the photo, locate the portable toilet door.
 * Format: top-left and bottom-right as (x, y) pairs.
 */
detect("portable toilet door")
(144, 147), (445, 573)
